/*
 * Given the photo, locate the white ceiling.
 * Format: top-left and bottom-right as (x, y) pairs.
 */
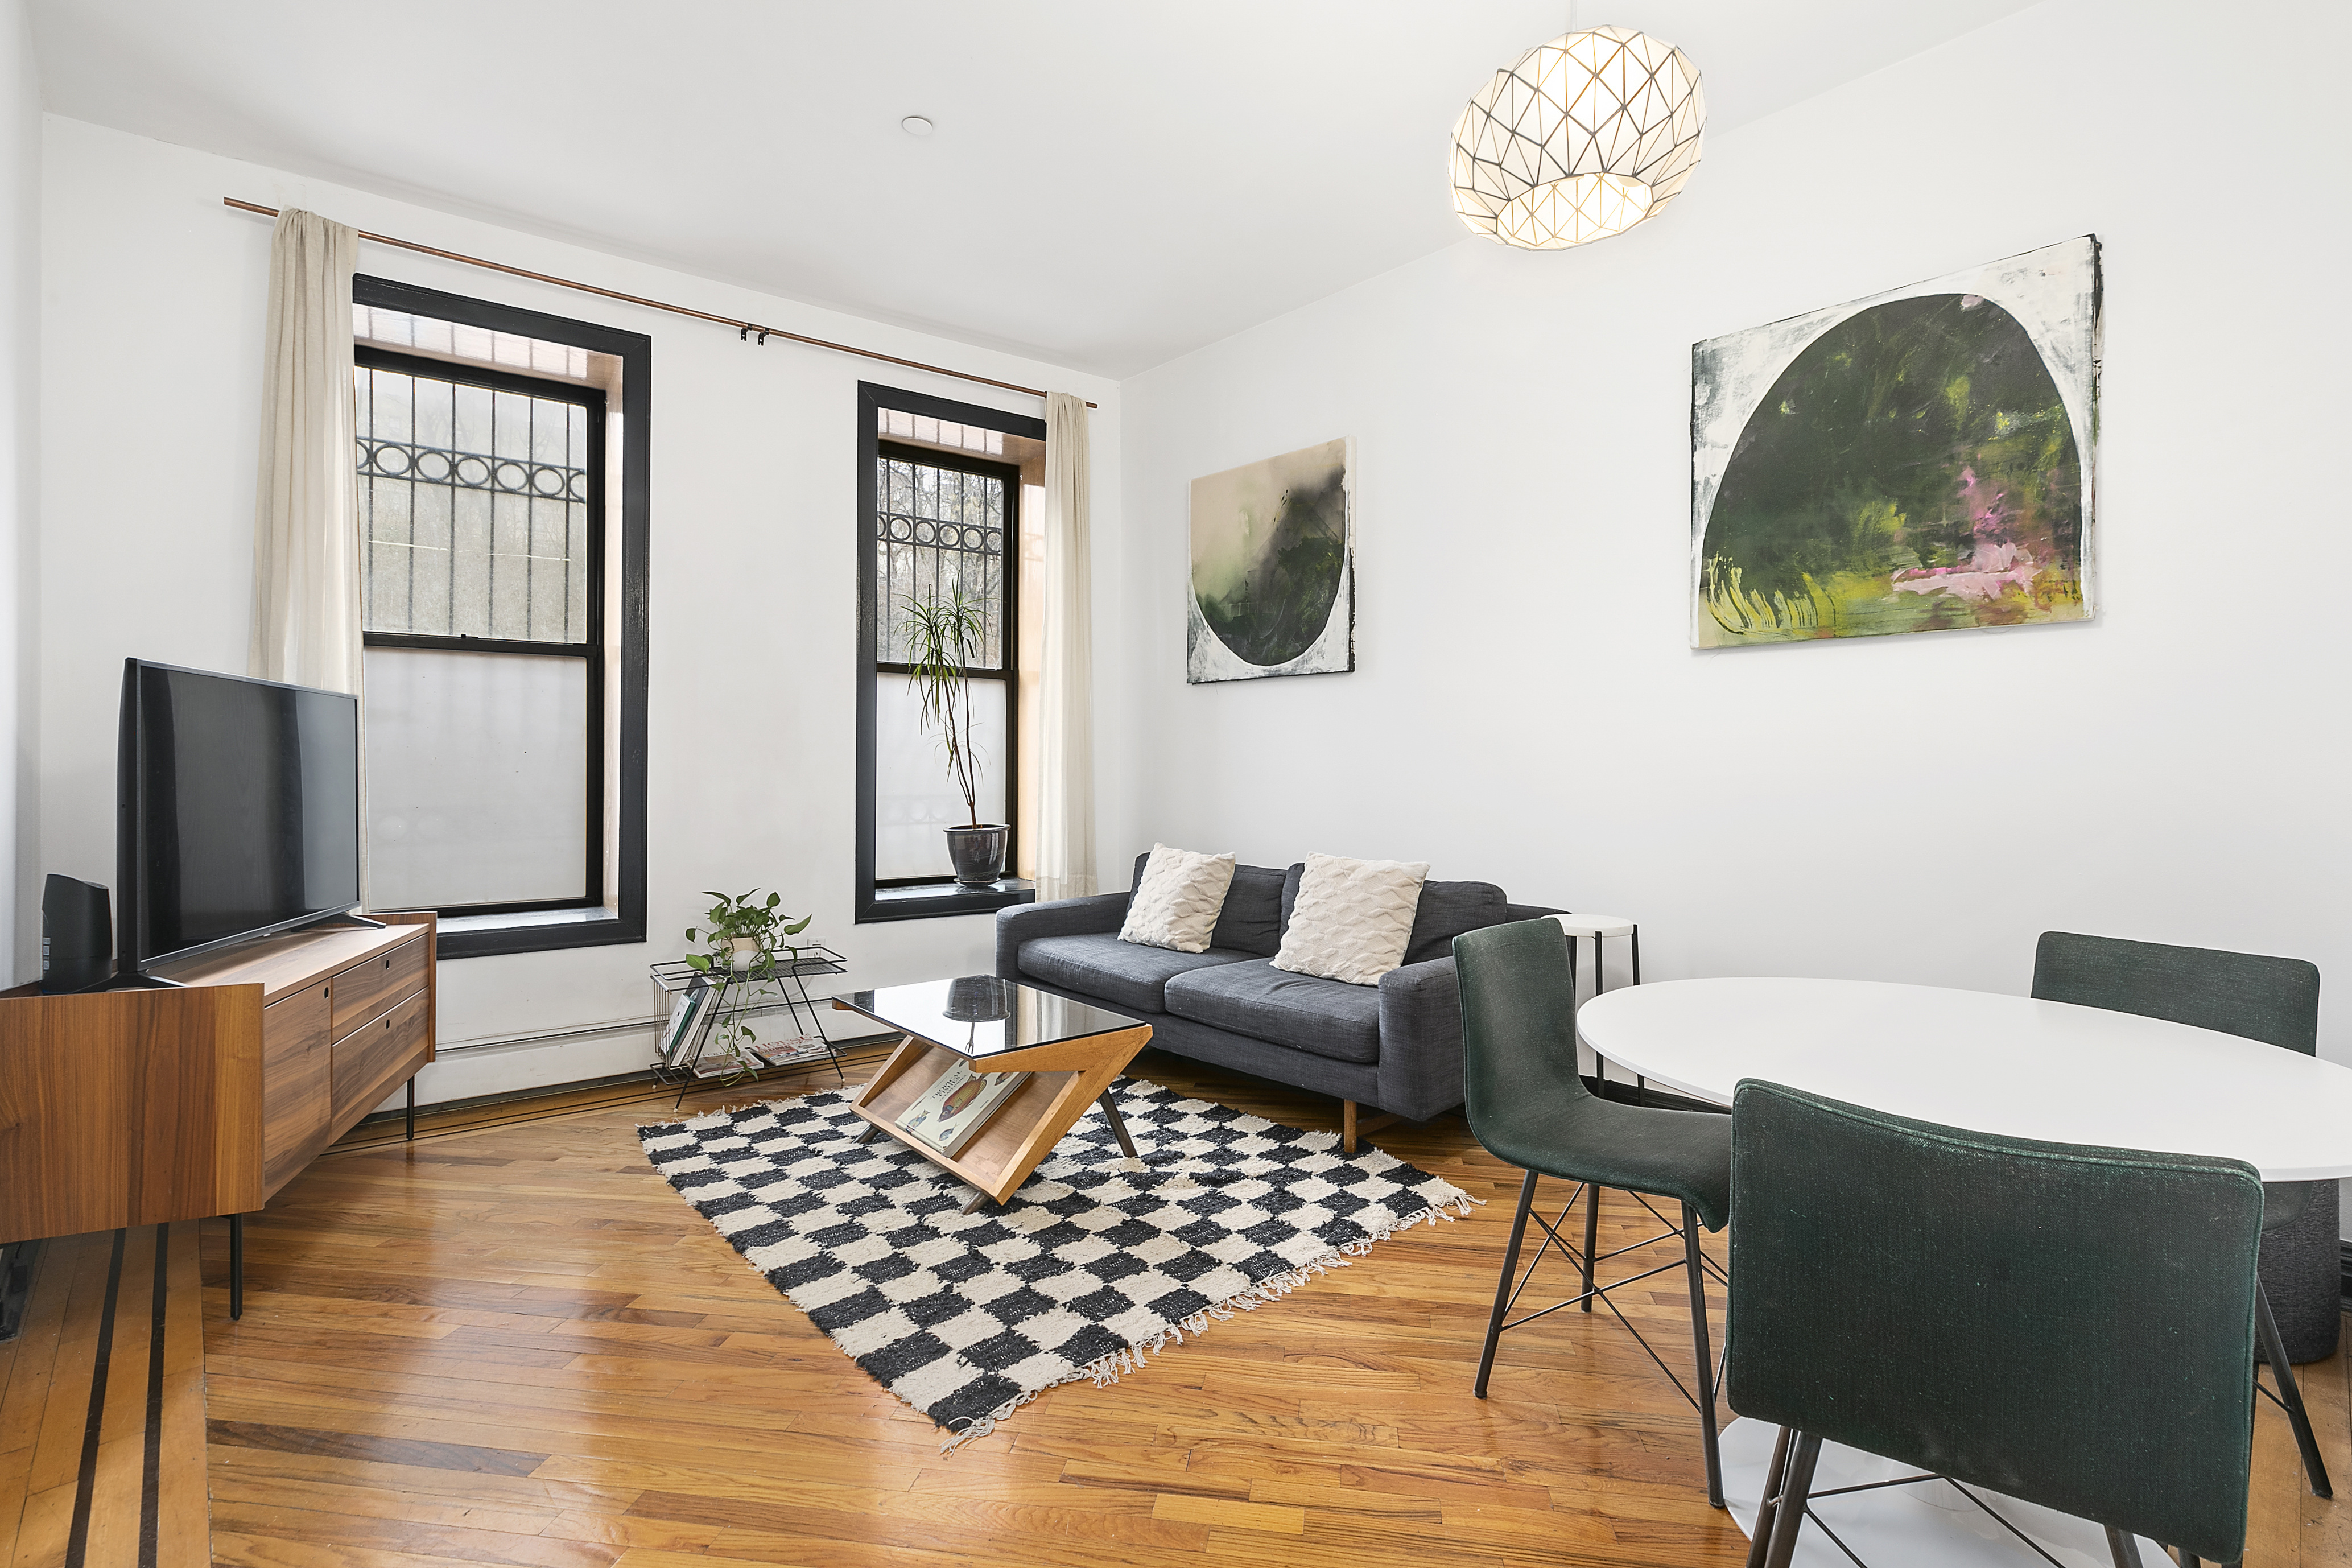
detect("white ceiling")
(31, 1), (2040, 377)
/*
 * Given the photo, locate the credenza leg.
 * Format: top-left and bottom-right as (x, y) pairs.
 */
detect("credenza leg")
(228, 1214), (243, 1321)
(405, 1077), (416, 1141)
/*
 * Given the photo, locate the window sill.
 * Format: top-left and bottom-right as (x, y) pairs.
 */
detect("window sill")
(856, 880), (1036, 925)
(432, 905), (646, 959)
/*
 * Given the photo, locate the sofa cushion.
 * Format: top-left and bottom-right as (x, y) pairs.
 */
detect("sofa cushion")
(1273, 852), (1430, 986)
(1163, 959), (1383, 1064)
(1119, 843), (1236, 953)
(1284, 863), (1509, 967)
(1134, 853), (1286, 957)
(1017, 932), (1252, 1015)
(1403, 880), (1512, 964)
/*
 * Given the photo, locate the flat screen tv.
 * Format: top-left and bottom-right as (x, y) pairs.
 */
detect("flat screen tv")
(116, 659), (362, 977)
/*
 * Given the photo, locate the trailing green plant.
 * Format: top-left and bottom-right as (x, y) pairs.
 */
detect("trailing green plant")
(900, 588), (991, 826)
(684, 889), (813, 1075)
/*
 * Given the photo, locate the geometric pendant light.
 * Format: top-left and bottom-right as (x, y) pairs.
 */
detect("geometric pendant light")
(1450, 26), (1706, 250)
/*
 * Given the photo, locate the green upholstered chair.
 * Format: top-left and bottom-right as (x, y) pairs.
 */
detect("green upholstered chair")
(1727, 1080), (2264, 1568)
(1453, 918), (1732, 1506)
(2032, 930), (2333, 1499)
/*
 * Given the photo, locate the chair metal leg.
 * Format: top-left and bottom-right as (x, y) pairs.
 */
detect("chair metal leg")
(1744, 1426), (1793, 1568)
(2255, 1281), (2333, 1497)
(2102, 1525), (2145, 1568)
(405, 1077), (416, 1141)
(1474, 1170), (1539, 1398)
(1630, 926), (1641, 985)
(1683, 1202), (1723, 1508)
(1580, 1180), (1600, 1311)
(1761, 1431), (1822, 1568)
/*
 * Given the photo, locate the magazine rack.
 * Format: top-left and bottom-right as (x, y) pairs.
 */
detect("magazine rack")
(648, 946), (847, 1103)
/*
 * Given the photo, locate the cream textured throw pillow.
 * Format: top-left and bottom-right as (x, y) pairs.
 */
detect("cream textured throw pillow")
(1119, 843), (1237, 954)
(1272, 852), (1430, 986)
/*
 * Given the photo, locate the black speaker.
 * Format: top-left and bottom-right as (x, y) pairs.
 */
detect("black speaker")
(41, 874), (112, 993)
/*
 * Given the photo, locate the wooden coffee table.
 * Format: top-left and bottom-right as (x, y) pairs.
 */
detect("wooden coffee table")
(832, 976), (1152, 1211)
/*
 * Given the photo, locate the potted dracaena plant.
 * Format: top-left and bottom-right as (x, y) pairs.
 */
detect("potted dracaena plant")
(684, 890), (813, 1076)
(901, 588), (1008, 886)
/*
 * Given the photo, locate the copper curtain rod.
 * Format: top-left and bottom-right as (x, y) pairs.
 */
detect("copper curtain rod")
(222, 197), (1095, 409)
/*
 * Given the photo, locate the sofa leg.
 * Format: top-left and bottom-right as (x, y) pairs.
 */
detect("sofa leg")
(1339, 1101), (1400, 1156)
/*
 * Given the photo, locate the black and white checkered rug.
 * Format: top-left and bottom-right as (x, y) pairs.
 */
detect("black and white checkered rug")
(638, 1080), (1471, 1449)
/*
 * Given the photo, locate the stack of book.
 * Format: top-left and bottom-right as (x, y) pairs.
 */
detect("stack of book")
(753, 1035), (830, 1068)
(657, 978), (717, 1070)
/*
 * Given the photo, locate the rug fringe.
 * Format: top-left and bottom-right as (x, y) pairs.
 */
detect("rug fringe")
(936, 1192), (1477, 1454)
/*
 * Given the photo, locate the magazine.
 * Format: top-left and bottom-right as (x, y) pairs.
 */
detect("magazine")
(753, 1035), (829, 1068)
(658, 977), (715, 1068)
(894, 1058), (1028, 1158)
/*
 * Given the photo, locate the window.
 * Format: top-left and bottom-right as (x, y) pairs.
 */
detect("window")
(856, 383), (1047, 922)
(352, 275), (649, 959)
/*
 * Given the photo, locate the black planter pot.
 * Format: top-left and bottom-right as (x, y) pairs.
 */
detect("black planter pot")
(943, 976), (1013, 1024)
(944, 824), (1008, 887)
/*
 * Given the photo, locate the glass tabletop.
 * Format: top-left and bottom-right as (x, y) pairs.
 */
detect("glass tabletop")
(833, 976), (1145, 1059)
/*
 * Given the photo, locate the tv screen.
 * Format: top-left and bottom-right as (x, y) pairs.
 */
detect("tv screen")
(117, 659), (361, 973)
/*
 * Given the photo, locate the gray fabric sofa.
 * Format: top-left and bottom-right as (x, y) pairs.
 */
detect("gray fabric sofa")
(995, 853), (1558, 1149)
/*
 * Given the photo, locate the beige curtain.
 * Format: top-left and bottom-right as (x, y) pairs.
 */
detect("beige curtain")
(1037, 393), (1096, 900)
(249, 208), (361, 694)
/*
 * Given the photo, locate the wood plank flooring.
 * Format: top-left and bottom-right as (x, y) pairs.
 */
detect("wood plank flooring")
(3, 1045), (2347, 1566)
(0, 1222), (207, 1568)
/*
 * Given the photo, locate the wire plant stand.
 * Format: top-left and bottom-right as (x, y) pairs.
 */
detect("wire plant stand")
(649, 945), (848, 1106)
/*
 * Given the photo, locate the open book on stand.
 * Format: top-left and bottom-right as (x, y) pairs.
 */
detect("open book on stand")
(895, 1058), (1028, 1159)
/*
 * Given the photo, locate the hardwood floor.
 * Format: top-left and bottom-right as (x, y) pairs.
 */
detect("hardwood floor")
(0, 1223), (207, 1568)
(3, 1045), (2347, 1566)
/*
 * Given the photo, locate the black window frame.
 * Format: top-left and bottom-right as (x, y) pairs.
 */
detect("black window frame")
(856, 381), (1043, 923)
(356, 345), (606, 918)
(354, 274), (650, 960)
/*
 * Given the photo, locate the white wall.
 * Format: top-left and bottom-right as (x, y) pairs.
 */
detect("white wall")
(38, 115), (1120, 1095)
(0, 0), (32, 984)
(1112, 0), (2352, 1064)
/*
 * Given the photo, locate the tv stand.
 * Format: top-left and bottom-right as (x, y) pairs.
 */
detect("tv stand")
(0, 911), (435, 1320)
(305, 910), (388, 932)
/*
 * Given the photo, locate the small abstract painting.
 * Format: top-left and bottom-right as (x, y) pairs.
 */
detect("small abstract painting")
(1691, 237), (2101, 649)
(1188, 437), (1355, 683)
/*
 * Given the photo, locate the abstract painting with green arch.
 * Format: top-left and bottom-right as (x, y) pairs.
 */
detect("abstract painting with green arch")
(1691, 238), (2100, 649)
(1187, 437), (1355, 683)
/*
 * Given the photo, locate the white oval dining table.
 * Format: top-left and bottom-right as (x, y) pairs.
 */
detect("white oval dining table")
(1578, 976), (2352, 1180)
(1575, 976), (2352, 1567)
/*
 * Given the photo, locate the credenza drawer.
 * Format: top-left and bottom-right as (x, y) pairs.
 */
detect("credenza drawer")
(331, 931), (426, 1039)
(261, 978), (333, 1196)
(332, 986), (429, 1123)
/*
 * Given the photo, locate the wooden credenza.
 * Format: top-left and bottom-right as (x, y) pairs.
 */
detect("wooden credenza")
(0, 912), (435, 1248)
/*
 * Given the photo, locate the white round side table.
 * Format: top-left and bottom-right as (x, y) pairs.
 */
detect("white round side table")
(1548, 913), (1640, 1096)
